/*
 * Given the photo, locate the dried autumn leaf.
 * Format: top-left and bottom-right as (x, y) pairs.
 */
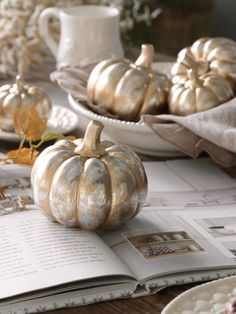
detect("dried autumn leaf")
(40, 133), (76, 143)
(41, 132), (65, 142)
(7, 148), (39, 166)
(64, 135), (76, 141)
(14, 106), (47, 141)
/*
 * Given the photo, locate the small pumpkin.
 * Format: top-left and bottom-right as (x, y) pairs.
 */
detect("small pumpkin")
(169, 69), (234, 116)
(87, 44), (170, 122)
(31, 120), (147, 230)
(0, 75), (52, 131)
(171, 37), (236, 85)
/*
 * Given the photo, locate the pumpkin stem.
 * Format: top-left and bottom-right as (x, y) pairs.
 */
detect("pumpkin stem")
(135, 44), (154, 69)
(15, 75), (24, 91)
(178, 48), (208, 75)
(75, 120), (107, 158)
(187, 69), (202, 88)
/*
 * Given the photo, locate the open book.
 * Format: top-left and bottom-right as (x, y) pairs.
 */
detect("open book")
(1, 158), (236, 314)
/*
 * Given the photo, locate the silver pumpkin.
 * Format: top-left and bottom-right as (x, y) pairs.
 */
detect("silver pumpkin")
(31, 120), (147, 230)
(171, 37), (236, 85)
(0, 75), (52, 131)
(169, 69), (234, 115)
(87, 44), (170, 122)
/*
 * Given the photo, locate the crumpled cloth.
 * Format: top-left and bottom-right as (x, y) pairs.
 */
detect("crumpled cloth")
(51, 65), (236, 167)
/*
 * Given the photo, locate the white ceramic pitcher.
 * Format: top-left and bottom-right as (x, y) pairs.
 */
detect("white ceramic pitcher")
(39, 5), (124, 68)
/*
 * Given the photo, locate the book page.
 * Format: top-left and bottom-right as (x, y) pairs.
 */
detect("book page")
(144, 158), (236, 209)
(102, 158), (236, 282)
(100, 207), (236, 282)
(144, 158), (236, 193)
(178, 207), (236, 259)
(0, 210), (134, 300)
(146, 188), (236, 209)
(0, 163), (35, 217)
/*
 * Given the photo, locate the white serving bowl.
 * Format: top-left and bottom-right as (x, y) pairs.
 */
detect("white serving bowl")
(68, 94), (183, 157)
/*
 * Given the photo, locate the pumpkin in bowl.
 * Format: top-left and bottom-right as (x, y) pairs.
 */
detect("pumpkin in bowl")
(87, 44), (170, 122)
(31, 120), (147, 230)
(171, 37), (236, 85)
(0, 75), (51, 132)
(169, 69), (234, 116)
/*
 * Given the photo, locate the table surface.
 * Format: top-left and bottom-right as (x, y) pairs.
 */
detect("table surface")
(0, 74), (235, 314)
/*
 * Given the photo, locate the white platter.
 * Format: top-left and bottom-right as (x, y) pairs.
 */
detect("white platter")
(0, 105), (78, 143)
(161, 276), (236, 314)
(68, 95), (183, 157)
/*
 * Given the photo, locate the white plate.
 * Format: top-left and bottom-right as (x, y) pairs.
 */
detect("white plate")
(0, 105), (78, 143)
(161, 276), (236, 314)
(68, 95), (183, 157)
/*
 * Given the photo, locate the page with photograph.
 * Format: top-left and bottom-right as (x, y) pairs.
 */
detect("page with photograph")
(0, 164), (34, 215)
(100, 207), (236, 283)
(177, 206), (236, 260)
(0, 210), (135, 301)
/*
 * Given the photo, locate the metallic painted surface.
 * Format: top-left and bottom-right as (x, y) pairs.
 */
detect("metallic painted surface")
(87, 44), (170, 121)
(169, 70), (234, 115)
(32, 120), (147, 230)
(171, 37), (236, 85)
(0, 75), (52, 131)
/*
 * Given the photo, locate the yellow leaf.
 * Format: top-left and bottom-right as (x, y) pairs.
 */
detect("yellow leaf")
(7, 148), (39, 166)
(14, 106), (47, 141)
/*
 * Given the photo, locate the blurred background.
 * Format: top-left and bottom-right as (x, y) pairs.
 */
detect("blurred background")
(127, 0), (236, 57)
(0, 0), (235, 78)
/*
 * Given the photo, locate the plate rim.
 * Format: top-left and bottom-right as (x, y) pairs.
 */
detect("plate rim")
(0, 105), (78, 143)
(161, 275), (236, 314)
(68, 94), (185, 157)
(68, 94), (162, 135)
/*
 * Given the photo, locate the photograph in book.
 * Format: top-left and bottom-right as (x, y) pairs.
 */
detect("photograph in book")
(177, 208), (236, 259)
(0, 177), (33, 215)
(196, 216), (236, 238)
(123, 230), (204, 260)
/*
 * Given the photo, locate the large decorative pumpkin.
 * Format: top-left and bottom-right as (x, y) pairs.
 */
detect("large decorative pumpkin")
(0, 75), (52, 131)
(31, 120), (147, 230)
(169, 69), (234, 116)
(87, 44), (170, 122)
(171, 37), (236, 85)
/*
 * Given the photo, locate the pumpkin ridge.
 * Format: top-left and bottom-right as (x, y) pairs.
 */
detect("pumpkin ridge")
(101, 153), (140, 229)
(75, 157), (87, 228)
(49, 155), (85, 226)
(119, 154), (143, 217)
(32, 147), (76, 219)
(97, 157), (113, 229)
(113, 67), (147, 121)
(87, 59), (122, 103)
(106, 145), (147, 192)
(134, 72), (153, 121)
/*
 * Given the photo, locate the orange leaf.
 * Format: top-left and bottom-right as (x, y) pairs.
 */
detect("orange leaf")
(7, 148), (39, 166)
(14, 106), (47, 141)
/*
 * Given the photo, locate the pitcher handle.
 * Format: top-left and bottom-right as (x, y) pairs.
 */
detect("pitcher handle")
(38, 7), (60, 58)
